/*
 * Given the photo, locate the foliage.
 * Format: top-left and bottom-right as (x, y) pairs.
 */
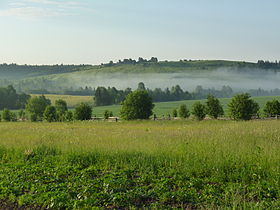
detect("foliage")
(206, 95), (224, 119)
(55, 99), (68, 121)
(263, 99), (280, 117)
(65, 111), (74, 122)
(172, 109), (178, 118)
(104, 110), (113, 119)
(120, 90), (154, 120)
(0, 85), (30, 109)
(192, 102), (206, 121)
(18, 110), (26, 120)
(228, 93), (260, 120)
(178, 104), (190, 119)
(26, 95), (51, 121)
(74, 103), (92, 121)
(2, 109), (12, 122)
(44, 106), (57, 122)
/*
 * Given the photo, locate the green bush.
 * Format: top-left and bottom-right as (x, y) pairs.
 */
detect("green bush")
(65, 111), (73, 121)
(26, 96), (51, 121)
(263, 99), (280, 117)
(178, 104), (190, 119)
(44, 105), (58, 122)
(228, 93), (259, 120)
(55, 99), (68, 121)
(2, 109), (12, 122)
(74, 103), (92, 121)
(192, 102), (206, 121)
(172, 109), (178, 118)
(206, 95), (224, 119)
(120, 90), (154, 120)
(104, 110), (113, 119)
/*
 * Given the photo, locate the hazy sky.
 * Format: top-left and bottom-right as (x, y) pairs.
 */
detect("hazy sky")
(0, 0), (279, 65)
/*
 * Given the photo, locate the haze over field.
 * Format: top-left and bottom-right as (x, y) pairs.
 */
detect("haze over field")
(55, 68), (280, 91)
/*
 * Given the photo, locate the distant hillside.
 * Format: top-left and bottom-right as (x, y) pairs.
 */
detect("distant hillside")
(0, 63), (92, 80)
(1, 59), (280, 94)
(1, 59), (279, 81)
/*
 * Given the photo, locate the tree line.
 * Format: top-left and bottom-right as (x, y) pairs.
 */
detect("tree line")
(1, 89), (280, 122)
(93, 83), (235, 106)
(0, 85), (30, 110)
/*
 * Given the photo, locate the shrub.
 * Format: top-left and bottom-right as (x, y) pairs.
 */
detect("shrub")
(172, 109), (178, 118)
(19, 109), (26, 120)
(104, 110), (113, 119)
(74, 103), (92, 121)
(2, 109), (12, 122)
(44, 105), (57, 122)
(228, 93), (259, 120)
(206, 95), (224, 119)
(263, 99), (280, 117)
(120, 90), (154, 120)
(65, 111), (73, 121)
(55, 99), (68, 121)
(178, 104), (190, 119)
(26, 96), (51, 121)
(192, 102), (206, 121)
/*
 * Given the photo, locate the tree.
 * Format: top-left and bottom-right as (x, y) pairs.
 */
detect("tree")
(19, 109), (26, 120)
(74, 103), (92, 121)
(65, 111), (73, 121)
(104, 110), (113, 119)
(55, 99), (68, 121)
(94, 87), (114, 106)
(137, 82), (146, 91)
(0, 85), (30, 110)
(172, 109), (178, 118)
(2, 109), (12, 122)
(263, 99), (280, 117)
(178, 104), (190, 119)
(206, 95), (224, 119)
(120, 90), (154, 120)
(44, 105), (57, 122)
(228, 93), (259, 120)
(26, 95), (51, 121)
(192, 102), (206, 121)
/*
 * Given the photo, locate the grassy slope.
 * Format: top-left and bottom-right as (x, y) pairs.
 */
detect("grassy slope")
(0, 120), (279, 208)
(7, 60), (258, 82)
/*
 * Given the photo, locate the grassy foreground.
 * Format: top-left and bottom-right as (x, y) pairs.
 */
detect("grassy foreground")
(0, 120), (279, 209)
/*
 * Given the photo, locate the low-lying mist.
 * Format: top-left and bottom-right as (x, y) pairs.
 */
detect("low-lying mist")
(57, 68), (280, 91)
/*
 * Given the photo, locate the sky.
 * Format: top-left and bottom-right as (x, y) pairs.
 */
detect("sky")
(0, 0), (280, 65)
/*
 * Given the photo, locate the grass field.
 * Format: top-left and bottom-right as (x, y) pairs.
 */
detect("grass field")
(0, 120), (279, 208)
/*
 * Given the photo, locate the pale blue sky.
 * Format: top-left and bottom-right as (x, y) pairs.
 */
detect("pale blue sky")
(0, 0), (279, 64)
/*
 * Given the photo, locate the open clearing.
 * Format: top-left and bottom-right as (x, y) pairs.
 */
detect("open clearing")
(0, 120), (279, 208)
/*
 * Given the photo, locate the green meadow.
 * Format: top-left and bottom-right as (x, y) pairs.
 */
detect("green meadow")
(0, 120), (279, 208)
(27, 94), (280, 117)
(93, 95), (280, 117)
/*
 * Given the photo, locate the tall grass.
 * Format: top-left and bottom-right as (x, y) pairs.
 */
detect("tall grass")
(0, 120), (279, 208)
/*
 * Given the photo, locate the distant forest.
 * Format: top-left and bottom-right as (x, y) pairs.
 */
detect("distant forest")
(2, 82), (280, 109)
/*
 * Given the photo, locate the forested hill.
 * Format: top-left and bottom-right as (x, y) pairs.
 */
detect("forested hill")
(1, 59), (280, 80)
(0, 64), (91, 80)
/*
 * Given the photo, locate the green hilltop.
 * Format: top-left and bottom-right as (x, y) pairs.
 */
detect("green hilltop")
(0, 59), (278, 81)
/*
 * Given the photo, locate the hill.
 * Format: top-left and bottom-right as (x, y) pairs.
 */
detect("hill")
(1, 59), (280, 94)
